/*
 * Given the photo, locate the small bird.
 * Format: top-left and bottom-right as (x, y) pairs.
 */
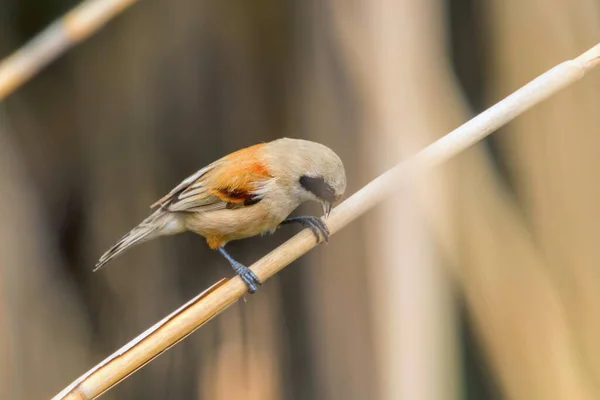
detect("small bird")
(94, 138), (346, 293)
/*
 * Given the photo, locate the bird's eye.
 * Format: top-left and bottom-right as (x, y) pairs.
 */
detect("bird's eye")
(299, 175), (336, 203)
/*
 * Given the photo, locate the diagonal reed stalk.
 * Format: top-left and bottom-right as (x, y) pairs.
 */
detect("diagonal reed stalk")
(0, 0), (139, 101)
(51, 43), (600, 400)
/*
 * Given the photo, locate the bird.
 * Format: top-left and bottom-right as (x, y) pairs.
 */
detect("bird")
(94, 138), (346, 293)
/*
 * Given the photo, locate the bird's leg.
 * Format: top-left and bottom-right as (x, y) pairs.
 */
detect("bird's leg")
(217, 247), (262, 294)
(280, 216), (330, 243)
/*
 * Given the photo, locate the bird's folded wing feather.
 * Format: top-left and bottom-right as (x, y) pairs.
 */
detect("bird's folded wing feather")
(151, 144), (273, 212)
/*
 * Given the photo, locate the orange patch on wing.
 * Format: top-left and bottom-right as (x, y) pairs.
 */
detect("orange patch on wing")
(248, 160), (270, 176)
(151, 142), (272, 210)
(209, 144), (272, 197)
(211, 188), (254, 204)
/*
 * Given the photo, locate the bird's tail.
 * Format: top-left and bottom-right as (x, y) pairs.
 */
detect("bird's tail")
(94, 209), (180, 271)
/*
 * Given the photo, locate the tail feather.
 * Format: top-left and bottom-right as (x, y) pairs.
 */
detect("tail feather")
(94, 209), (179, 271)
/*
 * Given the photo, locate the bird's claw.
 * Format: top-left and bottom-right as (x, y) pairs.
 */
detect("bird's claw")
(232, 263), (262, 294)
(283, 216), (329, 243)
(306, 217), (330, 243)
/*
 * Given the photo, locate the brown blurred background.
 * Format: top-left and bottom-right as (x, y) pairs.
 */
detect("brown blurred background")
(1, 0), (600, 399)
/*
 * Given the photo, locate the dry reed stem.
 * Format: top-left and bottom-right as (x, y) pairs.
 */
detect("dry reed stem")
(0, 0), (139, 101)
(52, 43), (600, 400)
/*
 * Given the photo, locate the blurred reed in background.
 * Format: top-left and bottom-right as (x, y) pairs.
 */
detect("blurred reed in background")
(0, 0), (599, 399)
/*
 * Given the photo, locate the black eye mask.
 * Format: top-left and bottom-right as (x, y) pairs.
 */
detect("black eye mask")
(299, 175), (336, 203)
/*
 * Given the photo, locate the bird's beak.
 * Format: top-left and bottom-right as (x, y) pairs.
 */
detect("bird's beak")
(322, 201), (332, 219)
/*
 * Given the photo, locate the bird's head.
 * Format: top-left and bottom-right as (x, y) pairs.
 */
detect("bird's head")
(266, 138), (346, 218)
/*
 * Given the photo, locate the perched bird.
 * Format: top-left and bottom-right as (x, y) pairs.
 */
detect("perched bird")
(94, 138), (346, 293)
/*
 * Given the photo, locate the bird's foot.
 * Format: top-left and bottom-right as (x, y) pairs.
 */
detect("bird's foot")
(281, 216), (330, 243)
(217, 247), (262, 294)
(231, 261), (262, 294)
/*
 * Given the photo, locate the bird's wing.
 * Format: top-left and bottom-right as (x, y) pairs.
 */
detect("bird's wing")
(151, 143), (273, 212)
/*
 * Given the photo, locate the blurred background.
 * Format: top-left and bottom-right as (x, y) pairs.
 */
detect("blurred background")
(1, 0), (600, 399)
